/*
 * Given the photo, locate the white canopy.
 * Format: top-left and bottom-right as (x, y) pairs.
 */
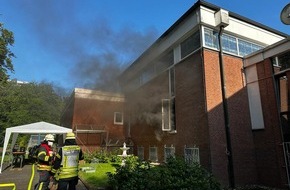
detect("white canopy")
(0, 121), (72, 173)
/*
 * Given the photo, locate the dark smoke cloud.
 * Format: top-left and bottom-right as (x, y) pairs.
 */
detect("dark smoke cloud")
(9, 0), (158, 92)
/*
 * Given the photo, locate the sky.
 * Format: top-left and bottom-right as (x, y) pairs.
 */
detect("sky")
(0, 0), (289, 93)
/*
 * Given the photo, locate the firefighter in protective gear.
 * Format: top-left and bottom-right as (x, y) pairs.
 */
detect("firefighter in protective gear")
(35, 134), (55, 190)
(51, 132), (84, 190)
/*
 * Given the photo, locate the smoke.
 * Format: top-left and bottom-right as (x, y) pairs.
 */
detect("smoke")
(8, 0), (158, 92)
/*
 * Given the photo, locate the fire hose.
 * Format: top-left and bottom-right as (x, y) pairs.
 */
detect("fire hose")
(27, 163), (35, 190)
(0, 183), (16, 190)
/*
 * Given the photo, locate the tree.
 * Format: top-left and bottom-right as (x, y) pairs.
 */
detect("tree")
(0, 22), (15, 83)
(0, 81), (65, 145)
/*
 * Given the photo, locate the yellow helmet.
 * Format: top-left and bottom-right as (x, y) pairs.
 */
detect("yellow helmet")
(44, 134), (55, 142)
(65, 132), (76, 140)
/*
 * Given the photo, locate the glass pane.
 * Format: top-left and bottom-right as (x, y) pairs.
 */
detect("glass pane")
(181, 30), (200, 58)
(238, 39), (263, 56)
(222, 34), (237, 54)
(204, 28), (218, 49)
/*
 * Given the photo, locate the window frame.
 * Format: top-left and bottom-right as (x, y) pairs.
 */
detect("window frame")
(184, 147), (200, 164)
(202, 26), (264, 57)
(114, 112), (123, 125)
(149, 146), (158, 162)
(164, 145), (175, 162)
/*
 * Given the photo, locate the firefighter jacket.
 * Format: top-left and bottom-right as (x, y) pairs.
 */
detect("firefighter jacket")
(37, 143), (54, 171)
(51, 145), (84, 180)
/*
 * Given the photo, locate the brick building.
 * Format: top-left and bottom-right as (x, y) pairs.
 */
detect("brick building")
(244, 39), (290, 188)
(61, 88), (125, 152)
(118, 0), (289, 188)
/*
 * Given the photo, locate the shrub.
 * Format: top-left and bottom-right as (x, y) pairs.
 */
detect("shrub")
(107, 156), (221, 190)
(84, 150), (111, 163)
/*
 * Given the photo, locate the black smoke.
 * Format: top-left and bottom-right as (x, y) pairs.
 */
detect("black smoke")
(6, 0), (158, 92)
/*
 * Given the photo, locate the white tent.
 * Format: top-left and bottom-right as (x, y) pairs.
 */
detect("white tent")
(0, 121), (72, 173)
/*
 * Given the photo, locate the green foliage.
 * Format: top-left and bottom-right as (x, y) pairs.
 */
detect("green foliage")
(84, 151), (109, 163)
(107, 156), (221, 190)
(84, 149), (124, 164)
(0, 81), (65, 144)
(0, 22), (15, 83)
(79, 162), (116, 189)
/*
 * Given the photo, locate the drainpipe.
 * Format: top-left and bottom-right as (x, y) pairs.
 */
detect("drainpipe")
(218, 25), (235, 189)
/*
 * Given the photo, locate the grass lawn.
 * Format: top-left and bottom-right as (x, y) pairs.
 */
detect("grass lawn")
(79, 162), (117, 189)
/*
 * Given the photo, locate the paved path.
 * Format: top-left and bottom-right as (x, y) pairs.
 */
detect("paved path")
(0, 161), (88, 190)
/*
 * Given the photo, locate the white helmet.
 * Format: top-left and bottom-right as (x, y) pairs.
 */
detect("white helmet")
(44, 134), (55, 142)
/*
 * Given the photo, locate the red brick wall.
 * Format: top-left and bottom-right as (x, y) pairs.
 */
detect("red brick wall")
(66, 96), (125, 152)
(126, 50), (210, 175)
(253, 58), (287, 188)
(203, 49), (257, 186)
(124, 48), (287, 187)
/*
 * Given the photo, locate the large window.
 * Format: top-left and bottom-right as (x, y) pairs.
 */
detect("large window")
(180, 30), (200, 59)
(203, 27), (264, 57)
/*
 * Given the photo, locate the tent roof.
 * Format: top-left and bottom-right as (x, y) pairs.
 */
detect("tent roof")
(0, 121), (72, 173)
(6, 121), (72, 134)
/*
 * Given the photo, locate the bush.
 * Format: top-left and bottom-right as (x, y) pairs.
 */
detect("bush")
(84, 150), (112, 163)
(107, 156), (221, 190)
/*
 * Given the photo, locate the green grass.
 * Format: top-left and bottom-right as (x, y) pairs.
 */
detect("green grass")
(79, 162), (117, 189)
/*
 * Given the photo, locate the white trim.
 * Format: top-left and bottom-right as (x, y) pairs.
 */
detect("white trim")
(114, 112), (123, 125)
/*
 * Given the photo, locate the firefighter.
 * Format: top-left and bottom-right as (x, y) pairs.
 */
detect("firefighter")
(35, 134), (55, 190)
(51, 132), (84, 190)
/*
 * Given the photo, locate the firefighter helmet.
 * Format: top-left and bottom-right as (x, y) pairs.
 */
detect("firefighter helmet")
(65, 132), (76, 140)
(44, 134), (55, 142)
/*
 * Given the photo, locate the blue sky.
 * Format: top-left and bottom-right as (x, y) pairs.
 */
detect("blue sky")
(1, 0), (289, 92)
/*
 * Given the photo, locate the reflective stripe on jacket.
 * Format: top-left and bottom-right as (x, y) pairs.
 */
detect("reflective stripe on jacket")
(57, 145), (80, 179)
(37, 143), (53, 171)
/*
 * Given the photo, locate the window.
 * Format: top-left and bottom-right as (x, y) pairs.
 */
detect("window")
(180, 30), (200, 59)
(222, 34), (238, 54)
(203, 27), (264, 57)
(162, 98), (176, 132)
(238, 39), (263, 56)
(114, 112), (123, 125)
(204, 28), (218, 49)
(137, 146), (144, 160)
(184, 147), (200, 164)
(162, 99), (171, 131)
(164, 145), (175, 162)
(149, 147), (158, 162)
